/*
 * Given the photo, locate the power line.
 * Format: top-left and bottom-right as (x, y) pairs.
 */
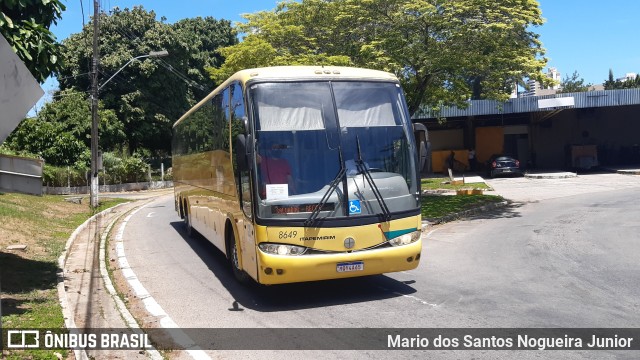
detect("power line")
(50, 90), (90, 99)
(157, 59), (208, 92)
(57, 72), (91, 81)
(97, 69), (183, 117)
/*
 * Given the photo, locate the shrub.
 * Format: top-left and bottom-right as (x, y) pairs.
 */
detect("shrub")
(101, 152), (148, 184)
(42, 164), (88, 187)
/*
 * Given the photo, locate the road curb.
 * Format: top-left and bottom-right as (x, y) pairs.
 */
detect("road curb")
(106, 197), (210, 359)
(56, 203), (127, 360)
(617, 169), (640, 175)
(98, 203), (164, 360)
(524, 172), (577, 179)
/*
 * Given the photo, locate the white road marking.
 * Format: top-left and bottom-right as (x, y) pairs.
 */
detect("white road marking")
(377, 286), (438, 307)
(423, 227), (456, 243)
(112, 203), (211, 360)
(146, 212), (155, 218)
(99, 205), (163, 360)
(393, 292), (439, 307)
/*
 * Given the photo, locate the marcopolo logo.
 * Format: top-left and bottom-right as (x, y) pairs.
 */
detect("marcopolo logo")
(3, 329), (152, 349)
(7, 330), (40, 348)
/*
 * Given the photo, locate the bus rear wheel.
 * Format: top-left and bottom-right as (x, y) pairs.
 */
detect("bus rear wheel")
(183, 202), (193, 236)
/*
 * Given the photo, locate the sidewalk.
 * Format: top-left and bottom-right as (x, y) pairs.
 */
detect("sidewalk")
(60, 198), (162, 360)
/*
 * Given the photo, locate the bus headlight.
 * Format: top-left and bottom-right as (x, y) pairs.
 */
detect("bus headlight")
(388, 230), (421, 246)
(259, 243), (307, 256)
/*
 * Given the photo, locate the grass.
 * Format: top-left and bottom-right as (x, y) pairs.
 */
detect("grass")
(0, 192), (128, 360)
(421, 177), (491, 191)
(421, 194), (503, 219)
(420, 176), (499, 219)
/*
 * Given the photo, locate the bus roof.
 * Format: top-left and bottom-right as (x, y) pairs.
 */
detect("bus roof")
(174, 66), (399, 128)
(231, 66), (398, 84)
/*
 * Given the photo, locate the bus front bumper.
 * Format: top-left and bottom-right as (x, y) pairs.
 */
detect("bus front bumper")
(256, 240), (422, 285)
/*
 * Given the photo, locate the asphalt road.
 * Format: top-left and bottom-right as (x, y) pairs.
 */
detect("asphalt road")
(119, 176), (640, 359)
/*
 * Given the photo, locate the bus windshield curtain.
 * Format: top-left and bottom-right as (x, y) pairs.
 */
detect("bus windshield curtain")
(257, 102), (324, 131)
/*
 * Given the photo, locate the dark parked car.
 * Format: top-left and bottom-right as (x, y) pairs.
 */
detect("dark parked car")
(486, 154), (522, 178)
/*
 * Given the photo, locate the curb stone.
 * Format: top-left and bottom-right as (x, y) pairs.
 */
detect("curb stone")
(524, 173), (577, 179)
(58, 200), (163, 360)
(56, 203), (127, 360)
(617, 169), (640, 175)
(98, 203), (165, 360)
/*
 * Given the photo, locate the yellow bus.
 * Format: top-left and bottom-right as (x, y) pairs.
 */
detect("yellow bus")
(172, 66), (422, 284)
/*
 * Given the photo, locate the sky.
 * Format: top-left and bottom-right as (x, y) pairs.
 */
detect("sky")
(36, 0), (640, 109)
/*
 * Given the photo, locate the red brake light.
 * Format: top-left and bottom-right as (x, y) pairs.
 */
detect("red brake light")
(515, 160), (520, 167)
(492, 161), (497, 168)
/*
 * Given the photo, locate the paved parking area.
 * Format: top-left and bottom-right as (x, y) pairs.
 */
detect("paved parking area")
(486, 172), (640, 202)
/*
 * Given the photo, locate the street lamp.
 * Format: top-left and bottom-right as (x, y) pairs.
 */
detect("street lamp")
(89, 49), (169, 208)
(98, 50), (169, 91)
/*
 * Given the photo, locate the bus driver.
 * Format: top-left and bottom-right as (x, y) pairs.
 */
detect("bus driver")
(257, 141), (295, 196)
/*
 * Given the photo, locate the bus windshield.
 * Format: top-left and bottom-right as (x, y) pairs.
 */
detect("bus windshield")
(250, 81), (418, 222)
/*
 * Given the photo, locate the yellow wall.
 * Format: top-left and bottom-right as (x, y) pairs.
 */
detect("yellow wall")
(475, 127), (504, 163)
(432, 150), (469, 174)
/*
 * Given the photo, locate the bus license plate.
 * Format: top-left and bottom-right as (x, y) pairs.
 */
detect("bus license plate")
(337, 261), (364, 273)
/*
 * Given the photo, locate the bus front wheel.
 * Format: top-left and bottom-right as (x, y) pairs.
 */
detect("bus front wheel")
(227, 224), (250, 283)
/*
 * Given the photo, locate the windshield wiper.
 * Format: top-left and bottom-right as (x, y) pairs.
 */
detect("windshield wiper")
(355, 136), (391, 222)
(304, 155), (346, 227)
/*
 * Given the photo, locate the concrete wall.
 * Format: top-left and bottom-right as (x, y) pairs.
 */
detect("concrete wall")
(0, 154), (43, 195)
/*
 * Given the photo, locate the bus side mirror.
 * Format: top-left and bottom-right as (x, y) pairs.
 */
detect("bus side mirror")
(235, 134), (251, 172)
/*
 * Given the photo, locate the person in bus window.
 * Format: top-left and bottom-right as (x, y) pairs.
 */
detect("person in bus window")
(257, 141), (295, 195)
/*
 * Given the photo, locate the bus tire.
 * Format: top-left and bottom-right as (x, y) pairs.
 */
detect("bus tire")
(227, 223), (250, 283)
(183, 201), (193, 236)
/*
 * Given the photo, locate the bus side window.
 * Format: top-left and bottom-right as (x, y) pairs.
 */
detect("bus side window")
(230, 82), (252, 218)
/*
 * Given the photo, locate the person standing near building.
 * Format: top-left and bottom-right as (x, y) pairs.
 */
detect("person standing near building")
(447, 151), (456, 172)
(468, 149), (476, 172)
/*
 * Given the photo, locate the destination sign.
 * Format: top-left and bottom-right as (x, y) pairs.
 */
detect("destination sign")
(271, 203), (335, 214)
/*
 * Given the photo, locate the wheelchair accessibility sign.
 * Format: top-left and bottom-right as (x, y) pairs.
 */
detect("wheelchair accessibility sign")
(349, 200), (361, 214)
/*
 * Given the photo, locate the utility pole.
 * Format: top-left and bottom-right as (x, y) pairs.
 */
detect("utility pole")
(90, 0), (100, 208)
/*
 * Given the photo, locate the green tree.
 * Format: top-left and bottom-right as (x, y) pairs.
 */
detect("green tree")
(173, 16), (237, 89)
(4, 89), (120, 166)
(0, 0), (65, 82)
(208, 0), (548, 115)
(36, 89), (125, 151)
(558, 70), (591, 93)
(603, 68), (616, 89)
(57, 7), (237, 155)
(5, 117), (89, 166)
(603, 69), (640, 90)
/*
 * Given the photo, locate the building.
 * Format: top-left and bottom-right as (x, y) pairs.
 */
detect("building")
(414, 88), (640, 172)
(522, 67), (562, 97)
(617, 72), (637, 82)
